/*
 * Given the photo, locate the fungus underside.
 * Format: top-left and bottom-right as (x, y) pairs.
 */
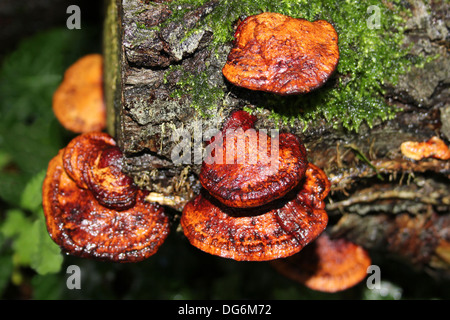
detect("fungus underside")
(155, 0), (419, 132)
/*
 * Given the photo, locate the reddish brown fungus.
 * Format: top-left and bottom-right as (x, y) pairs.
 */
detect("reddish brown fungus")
(182, 110), (329, 261)
(222, 12), (339, 95)
(63, 132), (116, 189)
(52, 54), (106, 133)
(271, 233), (372, 293)
(201, 111), (308, 208)
(181, 163), (330, 261)
(84, 145), (138, 211)
(221, 109), (258, 132)
(42, 132), (170, 262)
(201, 131), (308, 208)
(400, 136), (450, 161)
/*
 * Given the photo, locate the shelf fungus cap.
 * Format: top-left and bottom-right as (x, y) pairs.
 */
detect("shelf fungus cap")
(52, 54), (106, 133)
(400, 136), (450, 161)
(181, 163), (329, 261)
(200, 111), (308, 208)
(271, 233), (371, 292)
(42, 132), (170, 262)
(222, 12), (339, 95)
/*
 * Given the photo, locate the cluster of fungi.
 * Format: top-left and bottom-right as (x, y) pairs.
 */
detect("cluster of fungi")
(42, 132), (170, 262)
(42, 12), (380, 292)
(181, 109), (329, 261)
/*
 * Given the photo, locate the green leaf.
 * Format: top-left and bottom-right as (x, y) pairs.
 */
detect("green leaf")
(20, 169), (46, 213)
(29, 211), (63, 275)
(0, 209), (29, 239)
(31, 273), (64, 300)
(0, 253), (13, 297)
(0, 150), (12, 171)
(0, 208), (63, 274)
(2, 209), (35, 266)
(0, 172), (29, 207)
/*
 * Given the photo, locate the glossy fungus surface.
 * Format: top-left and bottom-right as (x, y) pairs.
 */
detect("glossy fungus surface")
(221, 109), (258, 132)
(42, 133), (170, 262)
(52, 54), (106, 133)
(84, 146), (138, 210)
(222, 12), (339, 95)
(272, 233), (371, 292)
(200, 111), (308, 208)
(181, 163), (330, 261)
(401, 136), (450, 161)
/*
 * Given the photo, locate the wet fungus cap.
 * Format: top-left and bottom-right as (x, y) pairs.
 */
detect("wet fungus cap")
(222, 12), (339, 95)
(62, 132), (138, 210)
(200, 130), (308, 208)
(181, 163), (330, 261)
(271, 233), (371, 292)
(200, 109), (308, 208)
(400, 136), (450, 161)
(52, 54), (106, 133)
(42, 132), (170, 262)
(63, 132), (117, 189)
(221, 109), (257, 132)
(183, 110), (329, 261)
(84, 146), (138, 211)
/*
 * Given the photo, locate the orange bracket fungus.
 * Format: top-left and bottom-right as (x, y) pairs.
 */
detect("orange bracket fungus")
(400, 136), (450, 161)
(181, 111), (330, 261)
(42, 132), (170, 262)
(271, 233), (372, 293)
(52, 54), (107, 133)
(222, 12), (339, 95)
(200, 122), (308, 208)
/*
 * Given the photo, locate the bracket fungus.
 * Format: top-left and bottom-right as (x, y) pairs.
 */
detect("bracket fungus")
(200, 123), (308, 208)
(42, 132), (170, 262)
(271, 233), (372, 293)
(52, 54), (106, 133)
(181, 111), (330, 261)
(400, 136), (450, 161)
(222, 12), (339, 95)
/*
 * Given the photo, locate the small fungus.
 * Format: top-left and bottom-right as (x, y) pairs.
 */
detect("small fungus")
(181, 111), (330, 261)
(271, 233), (372, 293)
(222, 12), (339, 95)
(42, 132), (170, 262)
(400, 136), (450, 161)
(52, 54), (106, 133)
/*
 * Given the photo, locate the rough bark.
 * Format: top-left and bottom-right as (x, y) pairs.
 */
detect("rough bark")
(104, 0), (450, 277)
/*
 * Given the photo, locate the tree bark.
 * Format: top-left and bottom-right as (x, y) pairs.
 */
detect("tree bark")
(103, 0), (450, 277)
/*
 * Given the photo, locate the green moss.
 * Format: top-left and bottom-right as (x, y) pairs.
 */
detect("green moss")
(167, 64), (225, 117)
(168, 0), (418, 131)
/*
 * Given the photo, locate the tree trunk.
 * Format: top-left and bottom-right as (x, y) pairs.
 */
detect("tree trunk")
(103, 0), (450, 278)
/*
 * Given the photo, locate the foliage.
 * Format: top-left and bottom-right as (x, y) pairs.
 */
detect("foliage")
(0, 27), (100, 298)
